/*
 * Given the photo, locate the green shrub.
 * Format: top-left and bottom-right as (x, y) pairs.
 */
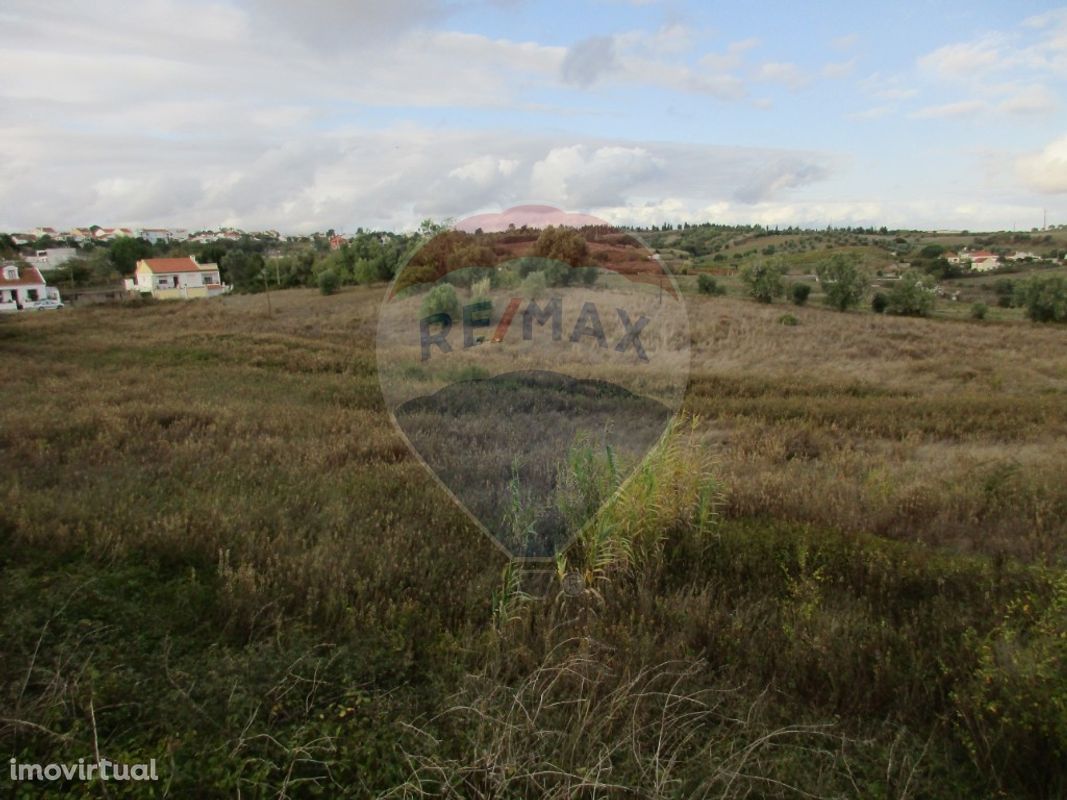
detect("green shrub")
(543, 261), (572, 287)
(1014, 275), (1067, 322)
(355, 256), (389, 284)
(494, 267), (521, 290)
(740, 263), (786, 303)
(994, 278), (1015, 308)
(470, 277), (491, 303)
(886, 270), (936, 317)
(420, 283), (460, 319)
(778, 313), (799, 326)
(816, 254), (866, 311)
(521, 271), (548, 300)
(971, 302), (988, 320)
(952, 577), (1067, 793)
(532, 226), (589, 267)
(791, 282), (811, 306)
(317, 269), (340, 296)
(697, 274), (725, 295)
(871, 292), (889, 313)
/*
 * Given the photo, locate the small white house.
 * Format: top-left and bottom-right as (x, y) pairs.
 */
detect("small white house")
(1008, 251), (1039, 262)
(26, 248), (77, 271)
(137, 228), (188, 244)
(0, 264), (62, 311)
(94, 227), (135, 242)
(126, 256), (230, 300)
(967, 250), (1001, 272)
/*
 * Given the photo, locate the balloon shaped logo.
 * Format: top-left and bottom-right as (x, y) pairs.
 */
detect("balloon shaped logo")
(377, 206), (690, 562)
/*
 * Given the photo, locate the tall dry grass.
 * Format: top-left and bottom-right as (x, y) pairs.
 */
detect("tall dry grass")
(1, 286), (1066, 797)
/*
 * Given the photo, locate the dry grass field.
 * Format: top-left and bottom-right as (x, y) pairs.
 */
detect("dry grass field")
(1, 286), (1065, 798)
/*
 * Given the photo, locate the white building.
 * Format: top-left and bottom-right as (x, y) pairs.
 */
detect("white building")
(137, 228), (189, 244)
(94, 227), (135, 242)
(967, 250), (1002, 272)
(26, 248), (78, 271)
(0, 264), (62, 311)
(125, 256), (230, 300)
(66, 228), (93, 243)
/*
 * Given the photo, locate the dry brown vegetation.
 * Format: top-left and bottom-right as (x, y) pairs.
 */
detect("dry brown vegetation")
(684, 296), (1067, 562)
(1, 286), (1065, 798)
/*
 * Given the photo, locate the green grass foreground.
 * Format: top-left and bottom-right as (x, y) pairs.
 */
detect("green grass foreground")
(1, 287), (1065, 798)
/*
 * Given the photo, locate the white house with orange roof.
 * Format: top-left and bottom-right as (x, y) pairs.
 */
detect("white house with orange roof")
(126, 256), (230, 300)
(966, 250), (1002, 272)
(94, 227), (135, 242)
(0, 264), (62, 311)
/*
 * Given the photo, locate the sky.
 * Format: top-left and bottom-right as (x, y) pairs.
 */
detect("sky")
(3, 0), (1067, 233)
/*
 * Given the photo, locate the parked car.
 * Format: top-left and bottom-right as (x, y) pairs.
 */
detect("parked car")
(27, 299), (64, 310)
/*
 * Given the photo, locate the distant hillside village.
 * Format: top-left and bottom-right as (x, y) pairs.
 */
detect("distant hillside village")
(0, 224), (402, 311)
(2, 221), (1066, 318)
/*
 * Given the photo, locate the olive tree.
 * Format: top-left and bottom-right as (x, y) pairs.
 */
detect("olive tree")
(816, 255), (866, 311)
(886, 270), (936, 317)
(740, 263), (786, 303)
(1014, 275), (1067, 322)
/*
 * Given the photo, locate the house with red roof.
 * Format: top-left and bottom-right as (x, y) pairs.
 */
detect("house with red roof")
(965, 250), (1001, 272)
(0, 264), (62, 311)
(94, 227), (135, 242)
(126, 256), (230, 300)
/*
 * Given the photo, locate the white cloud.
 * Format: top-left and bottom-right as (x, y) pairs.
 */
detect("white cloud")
(831, 33), (859, 51)
(246, 0), (448, 48)
(561, 35), (618, 87)
(1017, 135), (1067, 193)
(910, 100), (985, 119)
(995, 83), (1059, 115)
(755, 61), (809, 90)
(899, 16), (1067, 123)
(529, 145), (664, 207)
(849, 106), (893, 121)
(733, 158), (831, 204)
(860, 73), (918, 102)
(698, 38), (759, 71)
(449, 157), (520, 186)
(3, 0), (1058, 234)
(0, 117), (839, 232)
(915, 14), (1067, 110)
(597, 197), (1026, 232)
(821, 59), (856, 79)
(918, 39), (1002, 79)
(907, 84), (1057, 121)
(558, 30), (751, 100)
(879, 87), (918, 100)
(617, 23), (695, 56)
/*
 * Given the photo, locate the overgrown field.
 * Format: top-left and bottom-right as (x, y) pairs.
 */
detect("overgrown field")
(1, 287), (1065, 798)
